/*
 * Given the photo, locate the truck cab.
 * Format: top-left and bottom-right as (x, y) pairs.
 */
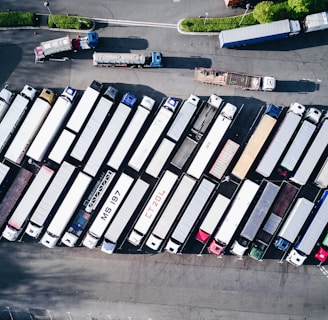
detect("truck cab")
(145, 51), (163, 68)
(286, 248), (306, 266)
(207, 240), (225, 256)
(101, 239), (116, 254)
(304, 107), (322, 124)
(261, 76), (276, 91)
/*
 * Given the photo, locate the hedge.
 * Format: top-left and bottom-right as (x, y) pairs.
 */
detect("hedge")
(0, 11), (36, 27)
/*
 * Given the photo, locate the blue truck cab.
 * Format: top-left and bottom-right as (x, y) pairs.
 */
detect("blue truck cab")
(146, 52), (163, 68)
(121, 93), (137, 108)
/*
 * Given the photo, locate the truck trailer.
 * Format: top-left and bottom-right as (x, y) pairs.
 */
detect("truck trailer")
(34, 31), (99, 63)
(40, 171), (92, 248)
(208, 179), (259, 256)
(0, 85), (37, 153)
(165, 178), (216, 254)
(303, 11), (328, 33)
(314, 158), (328, 189)
(230, 181), (280, 258)
(70, 86), (119, 162)
(83, 92), (137, 177)
(231, 104), (281, 180)
(290, 114), (328, 186)
(48, 129), (76, 164)
(194, 67), (276, 91)
(249, 182), (299, 260)
(25, 162), (76, 238)
(171, 94), (223, 170)
(218, 19), (301, 48)
(256, 102), (305, 178)
(101, 179), (150, 254)
(146, 174), (197, 251)
(0, 86), (14, 121)
(107, 96), (155, 170)
(82, 173), (134, 249)
(93, 51), (163, 68)
(61, 170), (115, 247)
(2, 166), (54, 241)
(274, 198), (314, 251)
(4, 88), (56, 164)
(26, 86), (77, 162)
(128, 170), (178, 247)
(286, 190), (328, 266)
(187, 102), (237, 179)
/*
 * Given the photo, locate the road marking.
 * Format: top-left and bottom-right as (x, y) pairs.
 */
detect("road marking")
(95, 18), (177, 29)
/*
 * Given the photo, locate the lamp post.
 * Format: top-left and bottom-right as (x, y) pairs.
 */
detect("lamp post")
(239, 3), (251, 26)
(204, 12), (208, 25)
(44, 1), (53, 25)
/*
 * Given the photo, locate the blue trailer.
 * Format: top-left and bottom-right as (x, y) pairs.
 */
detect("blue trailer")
(219, 19), (301, 48)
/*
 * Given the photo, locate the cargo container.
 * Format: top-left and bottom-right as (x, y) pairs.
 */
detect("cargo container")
(0, 86), (14, 121)
(290, 114), (328, 185)
(5, 89), (56, 164)
(145, 175), (196, 251)
(249, 182), (299, 260)
(41, 171), (92, 248)
(218, 19), (301, 48)
(0, 168), (33, 230)
(230, 181), (279, 258)
(195, 194), (230, 244)
(128, 170), (178, 246)
(83, 93), (137, 177)
(256, 102), (305, 178)
(187, 103), (237, 179)
(2, 166), (54, 241)
(26, 86), (77, 162)
(25, 162), (76, 238)
(171, 94), (223, 170)
(314, 158), (328, 189)
(279, 107), (321, 172)
(66, 80), (103, 133)
(165, 178), (216, 254)
(61, 170), (115, 247)
(101, 179), (150, 254)
(107, 96), (155, 170)
(231, 104), (281, 180)
(274, 198), (314, 251)
(47, 129), (76, 164)
(208, 180), (259, 256)
(0, 85), (37, 153)
(128, 97), (178, 172)
(286, 190), (328, 266)
(83, 173), (134, 249)
(70, 86), (119, 162)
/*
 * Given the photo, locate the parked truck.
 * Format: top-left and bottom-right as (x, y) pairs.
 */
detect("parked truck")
(128, 97), (178, 172)
(279, 107), (321, 173)
(165, 178), (216, 254)
(218, 19), (301, 48)
(83, 93), (137, 177)
(101, 179), (150, 254)
(274, 198), (314, 251)
(107, 95), (156, 170)
(26, 86), (77, 162)
(195, 194), (230, 244)
(249, 182), (299, 260)
(0, 168), (34, 230)
(0, 86), (14, 121)
(146, 174), (197, 251)
(314, 231), (328, 264)
(0, 85), (37, 153)
(208, 180), (259, 256)
(171, 94), (223, 170)
(83, 173), (134, 249)
(256, 102), (305, 178)
(2, 166), (54, 241)
(187, 102), (237, 179)
(303, 11), (328, 33)
(314, 158), (328, 189)
(34, 31), (99, 63)
(61, 170), (115, 247)
(230, 181), (280, 258)
(66, 80), (103, 133)
(70, 86), (119, 162)
(290, 113), (328, 186)
(4, 88), (56, 164)
(25, 162), (76, 238)
(41, 171), (92, 248)
(128, 170), (178, 246)
(231, 104), (281, 181)
(286, 190), (328, 266)
(194, 67), (276, 91)
(93, 51), (163, 68)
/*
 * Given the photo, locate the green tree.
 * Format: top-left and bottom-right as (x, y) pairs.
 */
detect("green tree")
(253, 1), (275, 23)
(288, 0), (312, 13)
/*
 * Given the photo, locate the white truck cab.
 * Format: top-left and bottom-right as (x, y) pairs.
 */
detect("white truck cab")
(261, 76), (276, 91)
